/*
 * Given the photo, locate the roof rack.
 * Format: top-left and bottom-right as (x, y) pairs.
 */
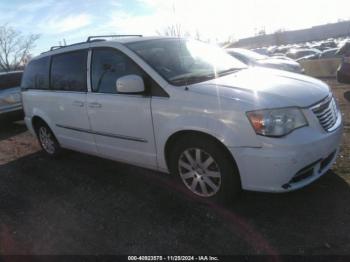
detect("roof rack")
(87, 35), (143, 42)
(41, 35), (143, 54)
(50, 46), (62, 51)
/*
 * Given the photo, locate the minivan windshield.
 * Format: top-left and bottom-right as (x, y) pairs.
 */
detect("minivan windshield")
(127, 39), (247, 85)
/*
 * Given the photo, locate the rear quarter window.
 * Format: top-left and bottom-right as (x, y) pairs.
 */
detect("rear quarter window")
(21, 57), (50, 90)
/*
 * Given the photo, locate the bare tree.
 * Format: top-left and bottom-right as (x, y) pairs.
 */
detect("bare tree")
(258, 29), (266, 36)
(0, 24), (40, 72)
(157, 23), (184, 37)
(194, 30), (201, 41)
(156, 24), (206, 42)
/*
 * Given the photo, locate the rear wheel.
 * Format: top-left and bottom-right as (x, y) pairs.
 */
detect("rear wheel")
(35, 122), (61, 157)
(169, 135), (241, 204)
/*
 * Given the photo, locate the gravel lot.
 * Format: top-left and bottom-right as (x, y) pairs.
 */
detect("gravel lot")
(0, 80), (349, 255)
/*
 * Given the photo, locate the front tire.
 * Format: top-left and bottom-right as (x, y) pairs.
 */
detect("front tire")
(169, 135), (241, 204)
(35, 122), (61, 157)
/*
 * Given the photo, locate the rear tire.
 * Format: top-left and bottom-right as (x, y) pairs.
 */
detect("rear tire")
(168, 134), (241, 205)
(34, 122), (62, 157)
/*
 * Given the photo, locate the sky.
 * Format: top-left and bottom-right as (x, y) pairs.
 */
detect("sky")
(1, 0), (350, 55)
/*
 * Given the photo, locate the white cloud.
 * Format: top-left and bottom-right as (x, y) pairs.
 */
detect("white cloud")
(17, 0), (54, 12)
(37, 13), (93, 34)
(106, 10), (173, 36)
(54, 14), (92, 33)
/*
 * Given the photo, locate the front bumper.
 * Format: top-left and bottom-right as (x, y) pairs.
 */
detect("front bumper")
(229, 118), (343, 193)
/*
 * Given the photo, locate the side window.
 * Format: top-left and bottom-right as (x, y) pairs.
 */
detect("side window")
(51, 50), (87, 92)
(91, 49), (144, 94)
(21, 57), (50, 90)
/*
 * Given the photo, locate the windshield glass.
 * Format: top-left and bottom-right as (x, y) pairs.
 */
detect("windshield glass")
(126, 39), (247, 85)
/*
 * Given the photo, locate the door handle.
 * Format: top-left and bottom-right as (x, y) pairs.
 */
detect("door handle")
(89, 102), (102, 108)
(73, 101), (84, 107)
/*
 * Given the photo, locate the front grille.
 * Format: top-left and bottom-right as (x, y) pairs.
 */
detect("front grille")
(312, 96), (338, 132)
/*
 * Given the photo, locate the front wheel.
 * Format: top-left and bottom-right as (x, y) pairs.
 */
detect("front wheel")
(169, 135), (241, 204)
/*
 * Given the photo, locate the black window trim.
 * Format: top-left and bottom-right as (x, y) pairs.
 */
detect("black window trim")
(90, 46), (169, 98)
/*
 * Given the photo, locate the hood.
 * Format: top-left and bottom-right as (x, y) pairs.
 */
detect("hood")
(191, 67), (330, 108)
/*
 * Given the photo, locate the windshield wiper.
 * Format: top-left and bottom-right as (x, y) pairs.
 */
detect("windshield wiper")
(217, 67), (245, 76)
(170, 68), (245, 85)
(171, 74), (216, 85)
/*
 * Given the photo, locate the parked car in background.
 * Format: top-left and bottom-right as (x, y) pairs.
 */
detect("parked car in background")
(320, 39), (337, 50)
(286, 48), (322, 60)
(296, 48), (341, 62)
(275, 45), (292, 54)
(21, 36), (342, 204)
(319, 48), (342, 59)
(0, 71), (23, 122)
(270, 53), (294, 61)
(226, 48), (304, 74)
(252, 47), (270, 56)
(296, 53), (320, 62)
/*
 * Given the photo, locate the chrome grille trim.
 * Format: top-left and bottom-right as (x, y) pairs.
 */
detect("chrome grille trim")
(311, 95), (339, 132)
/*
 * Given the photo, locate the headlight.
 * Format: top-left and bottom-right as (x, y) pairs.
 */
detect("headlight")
(246, 108), (308, 137)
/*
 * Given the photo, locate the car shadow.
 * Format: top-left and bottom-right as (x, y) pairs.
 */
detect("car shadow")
(344, 91), (350, 103)
(0, 151), (349, 255)
(0, 121), (27, 141)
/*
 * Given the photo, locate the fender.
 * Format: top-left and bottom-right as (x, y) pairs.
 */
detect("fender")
(154, 113), (260, 171)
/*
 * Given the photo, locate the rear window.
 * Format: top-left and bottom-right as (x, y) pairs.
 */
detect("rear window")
(0, 72), (23, 90)
(21, 57), (50, 90)
(50, 50), (87, 92)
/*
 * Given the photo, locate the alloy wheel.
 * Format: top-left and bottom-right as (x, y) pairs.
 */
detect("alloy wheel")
(178, 148), (222, 197)
(38, 126), (55, 154)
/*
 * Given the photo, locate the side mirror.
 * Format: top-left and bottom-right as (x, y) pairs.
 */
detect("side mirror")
(116, 75), (145, 94)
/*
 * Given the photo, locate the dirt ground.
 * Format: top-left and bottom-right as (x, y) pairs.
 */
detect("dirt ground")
(0, 80), (349, 255)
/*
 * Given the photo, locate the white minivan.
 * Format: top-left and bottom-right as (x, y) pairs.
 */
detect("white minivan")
(21, 35), (343, 203)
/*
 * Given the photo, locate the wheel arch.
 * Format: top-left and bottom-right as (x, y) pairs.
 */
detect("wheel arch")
(31, 115), (58, 141)
(164, 130), (239, 175)
(32, 115), (47, 131)
(30, 109), (55, 132)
